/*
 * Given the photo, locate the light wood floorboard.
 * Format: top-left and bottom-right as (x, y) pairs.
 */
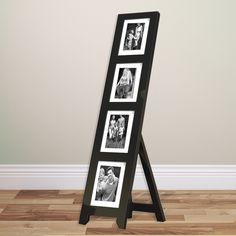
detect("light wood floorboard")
(0, 190), (235, 235)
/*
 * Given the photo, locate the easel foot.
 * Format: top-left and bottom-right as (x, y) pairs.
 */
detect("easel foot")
(79, 205), (90, 225)
(155, 211), (166, 222)
(79, 216), (90, 225)
(116, 217), (127, 229)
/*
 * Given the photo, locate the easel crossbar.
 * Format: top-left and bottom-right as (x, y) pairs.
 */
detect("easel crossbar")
(132, 203), (156, 213)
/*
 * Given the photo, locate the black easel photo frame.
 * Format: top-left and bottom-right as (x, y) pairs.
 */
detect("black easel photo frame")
(79, 11), (165, 229)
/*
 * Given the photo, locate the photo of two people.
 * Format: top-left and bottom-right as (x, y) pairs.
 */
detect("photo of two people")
(118, 18), (150, 55)
(123, 23), (144, 51)
(105, 114), (128, 149)
(91, 161), (126, 208)
(100, 111), (134, 153)
(95, 166), (120, 202)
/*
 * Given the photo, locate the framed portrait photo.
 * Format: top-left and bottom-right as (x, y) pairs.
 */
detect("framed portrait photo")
(100, 110), (134, 153)
(90, 161), (126, 208)
(110, 63), (142, 102)
(118, 18), (150, 56)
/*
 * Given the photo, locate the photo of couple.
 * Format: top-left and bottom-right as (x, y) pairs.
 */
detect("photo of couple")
(100, 111), (134, 153)
(91, 161), (126, 208)
(95, 166), (120, 202)
(106, 115), (127, 149)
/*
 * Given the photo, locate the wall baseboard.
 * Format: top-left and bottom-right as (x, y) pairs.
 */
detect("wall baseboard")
(0, 164), (235, 190)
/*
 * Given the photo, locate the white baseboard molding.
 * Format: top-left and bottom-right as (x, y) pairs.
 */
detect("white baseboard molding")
(0, 165), (235, 190)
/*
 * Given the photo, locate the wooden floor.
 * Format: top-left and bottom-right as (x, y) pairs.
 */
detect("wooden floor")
(0, 190), (236, 235)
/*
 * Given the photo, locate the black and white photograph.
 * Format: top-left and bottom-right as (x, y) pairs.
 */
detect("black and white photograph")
(110, 63), (142, 102)
(90, 161), (126, 208)
(100, 111), (134, 153)
(118, 18), (150, 55)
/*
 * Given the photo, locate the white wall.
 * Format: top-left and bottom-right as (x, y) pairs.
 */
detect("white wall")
(0, 0), (235, 164)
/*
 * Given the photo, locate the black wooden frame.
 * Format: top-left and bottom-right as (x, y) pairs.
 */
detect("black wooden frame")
(79, 11), (165, 229)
